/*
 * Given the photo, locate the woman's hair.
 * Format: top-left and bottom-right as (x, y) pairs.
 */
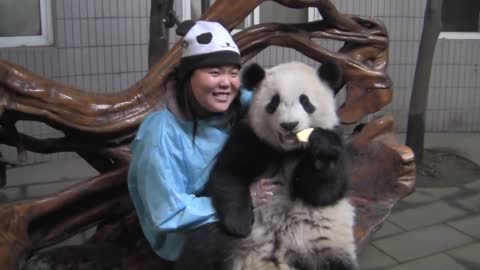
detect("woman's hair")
(174, 68), (244, 142)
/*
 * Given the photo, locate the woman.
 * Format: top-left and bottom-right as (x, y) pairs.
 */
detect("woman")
(127, 21), (276, 266)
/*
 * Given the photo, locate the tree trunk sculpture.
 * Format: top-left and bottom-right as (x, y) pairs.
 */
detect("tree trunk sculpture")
(0, 0), (415, 269)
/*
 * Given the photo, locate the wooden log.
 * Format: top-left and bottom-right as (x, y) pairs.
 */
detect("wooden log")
(0, 0), (410, 269)
(21, 117), (415, 269)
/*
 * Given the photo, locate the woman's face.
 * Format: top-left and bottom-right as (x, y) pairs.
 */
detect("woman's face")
(189, 65), (241, 115)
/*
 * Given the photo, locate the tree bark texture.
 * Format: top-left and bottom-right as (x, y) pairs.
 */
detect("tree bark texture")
(0, 1), (414, 269)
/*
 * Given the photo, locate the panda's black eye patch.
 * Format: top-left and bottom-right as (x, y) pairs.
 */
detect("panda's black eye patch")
(299, 94), (316, 114)
(266, 94), (280, 114)
(197, 32), (213, 44)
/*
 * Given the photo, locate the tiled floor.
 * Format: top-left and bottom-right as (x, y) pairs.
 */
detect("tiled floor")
(1, 133), (480, 269)
(359, 133), (480, 270)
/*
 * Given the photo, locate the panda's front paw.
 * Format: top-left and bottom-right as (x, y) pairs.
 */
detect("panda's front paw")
(308, 128), (342, 162)
(221, 209), (253, 237)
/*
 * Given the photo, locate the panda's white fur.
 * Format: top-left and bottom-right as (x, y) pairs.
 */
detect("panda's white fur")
(248, 62), (339, 151)
(229, 62), (357, 269)
(233, 199), (355, 270)
(229, 164), (356, 269)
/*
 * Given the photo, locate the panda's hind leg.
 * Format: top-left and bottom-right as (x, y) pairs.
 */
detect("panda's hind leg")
(175, 223), (238, 270)
(288, 250), (357, 270)
(316, 257), (357, 270)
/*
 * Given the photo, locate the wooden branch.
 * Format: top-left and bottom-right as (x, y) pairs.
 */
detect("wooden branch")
(0, 1), (409, 269)
(0, 56), (174, 138)
(0, 127), (108, 154)
(0, 0), (389, 142)
(347, 116), (415, 247)
(0, 167), (130, 269)
(19, 116), (415, 269)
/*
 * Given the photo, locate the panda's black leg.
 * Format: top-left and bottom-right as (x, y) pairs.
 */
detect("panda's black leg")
(176, 223), (240, 270)
(289, 253), (357, 270)
(316, 257), (357, 270)
(175, 237), (215, 270)
(175, 224), (227, 270)
(208, 174), (254, 237)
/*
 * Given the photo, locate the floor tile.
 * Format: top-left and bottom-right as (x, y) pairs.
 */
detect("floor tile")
(358, 244), (398, 270)
(464, 179), (480, 191)
(447, 215), (480, 238)
(0, 187), (26, 202)
(388, 253), (469, 270)
(6, 158), (97, 186)
(371, 221), (404, 239)
(372, 224), (473, 262)
(401, 187), (462, 204)
(388, 201), (467, 230)
(447, 242), (480, 265)
(454, 194), (480, 212)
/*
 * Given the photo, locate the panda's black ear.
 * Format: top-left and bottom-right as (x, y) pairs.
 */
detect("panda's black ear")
(318, 61), (344, 92)
(242, 63), (265, 90)
(176, 20), (196, 36)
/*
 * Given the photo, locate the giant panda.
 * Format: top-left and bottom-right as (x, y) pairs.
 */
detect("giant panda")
(175, 61), (357, 270)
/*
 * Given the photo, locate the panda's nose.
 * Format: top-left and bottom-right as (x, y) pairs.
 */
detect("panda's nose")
(280, 121), (299, 132)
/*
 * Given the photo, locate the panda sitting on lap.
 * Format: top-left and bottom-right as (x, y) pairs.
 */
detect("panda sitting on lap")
(176, 61), (357, 270)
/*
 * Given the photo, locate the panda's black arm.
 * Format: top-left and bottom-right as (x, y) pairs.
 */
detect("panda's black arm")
(205, 122), (277, 237)
(292, 127), (349, 207)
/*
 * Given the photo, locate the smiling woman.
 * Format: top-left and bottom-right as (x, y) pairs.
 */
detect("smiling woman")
(189, 66), (241, 115)
(127, 20), (259, 264)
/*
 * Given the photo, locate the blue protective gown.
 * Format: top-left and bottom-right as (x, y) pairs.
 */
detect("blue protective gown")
(127, 90), (251, 261)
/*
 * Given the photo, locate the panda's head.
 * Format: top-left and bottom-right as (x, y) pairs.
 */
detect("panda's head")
(243, 61), (343, 151)
(176, 20), (241, 79)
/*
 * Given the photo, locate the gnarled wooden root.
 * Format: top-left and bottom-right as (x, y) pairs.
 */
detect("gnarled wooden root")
(0, 0), (410, 269)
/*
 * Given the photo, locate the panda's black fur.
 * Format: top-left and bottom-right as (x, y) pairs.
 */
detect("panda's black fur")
(175, 62), (357, 270)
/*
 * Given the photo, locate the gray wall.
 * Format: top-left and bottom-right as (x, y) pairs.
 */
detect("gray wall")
(0, 0), (153, 163)
(251, 0), (480, 133)
(1, 0), (479, 164)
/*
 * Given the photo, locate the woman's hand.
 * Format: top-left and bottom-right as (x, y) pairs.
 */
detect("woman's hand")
(250, 178), (279, 208)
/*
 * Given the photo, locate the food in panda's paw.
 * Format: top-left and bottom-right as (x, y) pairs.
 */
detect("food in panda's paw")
(296, 128), (314, 143)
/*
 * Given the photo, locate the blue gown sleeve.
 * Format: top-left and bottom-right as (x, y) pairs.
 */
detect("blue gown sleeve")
(133, 145), (217, 232)
(240, 86), (252, 106)
(127, 112), (217, 252)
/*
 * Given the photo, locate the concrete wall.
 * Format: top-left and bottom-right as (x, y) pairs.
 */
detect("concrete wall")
(0, 0), (153, 163)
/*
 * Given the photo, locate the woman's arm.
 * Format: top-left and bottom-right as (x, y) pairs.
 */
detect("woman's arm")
(127, 114), (218, 244)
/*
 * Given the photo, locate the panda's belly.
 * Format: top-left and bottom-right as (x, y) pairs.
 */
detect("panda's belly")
(229, 160), (356, 270)
(231, 199), (355, 270)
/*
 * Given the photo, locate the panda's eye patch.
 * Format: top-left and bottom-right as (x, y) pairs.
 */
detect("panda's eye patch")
(299, 94), (316, 114)
(266, 94), (280, 114)
(197, 32), (213, 44)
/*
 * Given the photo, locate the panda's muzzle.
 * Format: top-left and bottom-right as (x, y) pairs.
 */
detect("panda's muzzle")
(280, 121), (299, 132)
(278, 121), (300, 144)
(278, 131), (299, 145)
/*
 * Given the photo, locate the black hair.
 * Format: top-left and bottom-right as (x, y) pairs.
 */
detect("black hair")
(174, 67), (245, 144)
